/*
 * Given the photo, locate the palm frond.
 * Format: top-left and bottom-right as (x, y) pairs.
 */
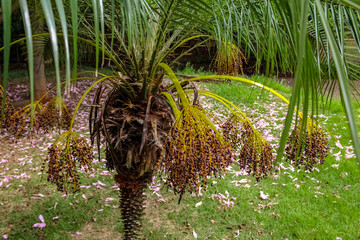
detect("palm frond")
(1, 0), (12, 125)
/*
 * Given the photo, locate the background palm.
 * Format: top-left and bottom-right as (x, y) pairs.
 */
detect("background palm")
(1, 0), (360, 239)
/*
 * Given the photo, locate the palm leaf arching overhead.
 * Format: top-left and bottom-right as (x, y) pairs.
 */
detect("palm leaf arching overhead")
(206, 0), (360, 163)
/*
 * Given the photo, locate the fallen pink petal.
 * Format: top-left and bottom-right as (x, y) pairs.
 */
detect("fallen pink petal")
(33, 222), (46, 230)
(260, 191), (269, 200)
(193, 229), (198, 239)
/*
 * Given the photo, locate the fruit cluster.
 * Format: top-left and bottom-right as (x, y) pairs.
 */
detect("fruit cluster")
(44, 133), (93, 192)
(286, 122), (329, 170)
(161, 107), (233, 198)
(222, 116), (274, 180)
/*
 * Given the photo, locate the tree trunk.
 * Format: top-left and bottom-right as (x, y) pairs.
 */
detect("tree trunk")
(96, 88), (173, 239)
(32, 6), (48, 102)
(115, 174), (148, 240)
(33, 46), (48, 101)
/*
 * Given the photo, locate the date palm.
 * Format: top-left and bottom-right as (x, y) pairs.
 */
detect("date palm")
(2, 0), (360, 239)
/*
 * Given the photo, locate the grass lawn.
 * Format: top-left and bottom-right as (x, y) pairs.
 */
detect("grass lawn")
(1, 72), (359, 239)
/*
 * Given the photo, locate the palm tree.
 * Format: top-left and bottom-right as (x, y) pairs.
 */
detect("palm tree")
(2, 0), (360, 239)
(30, 1), (49, 102)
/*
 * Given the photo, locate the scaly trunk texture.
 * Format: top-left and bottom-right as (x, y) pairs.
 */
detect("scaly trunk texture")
(115, 175), (148, 240)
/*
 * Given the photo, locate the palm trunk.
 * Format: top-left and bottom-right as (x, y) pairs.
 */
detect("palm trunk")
(115, 174), (149, 240)
(33, 44), (47, 101)
(97, 88), (173, 239)
(31, 5), (48, 102)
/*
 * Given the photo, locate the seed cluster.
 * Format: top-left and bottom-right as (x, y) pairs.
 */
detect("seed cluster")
(161, 107), (233, 198)
(0, 85), (15, 127)
(36, 98), (71, 133)
(286, 123), (329, 169)
(222, 116), (274, 180)
(7, 98), (71, 136)
(44, 133), (93, 192)
(221, 116), (243, 149)
(211, 41), (247, 76)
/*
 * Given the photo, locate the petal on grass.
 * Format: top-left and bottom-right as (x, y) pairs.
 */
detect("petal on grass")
(33, 223), (46, 229)
(39, 215), (45, 223)
(193, 229), (197, 239)
(332, 164), (339, 169)
(260, 191), (269, 200)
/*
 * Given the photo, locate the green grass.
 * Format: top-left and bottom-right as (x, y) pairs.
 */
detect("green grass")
(1, 73), (360, 239)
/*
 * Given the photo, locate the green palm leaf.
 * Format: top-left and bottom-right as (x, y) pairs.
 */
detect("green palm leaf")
(39, 0), (62, 105)
(55, 0), (71, 93)
(1, 0), (12, 124)
(315, 0), (360, 163)
(19, 0), (35, 125)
